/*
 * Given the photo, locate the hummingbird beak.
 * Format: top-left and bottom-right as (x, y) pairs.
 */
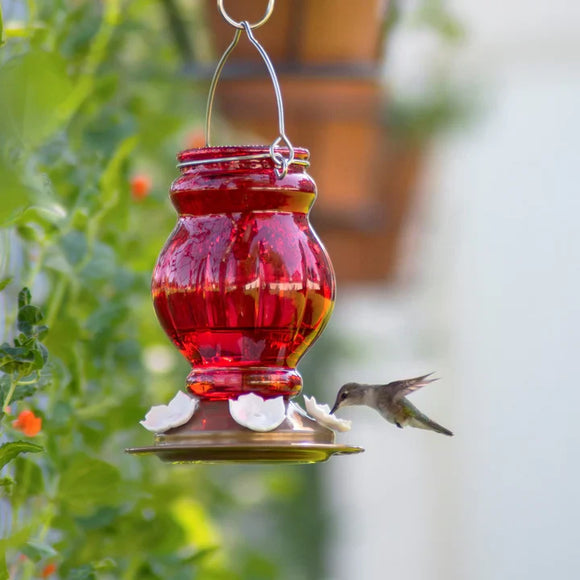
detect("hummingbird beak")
(330, 401), (339, 415)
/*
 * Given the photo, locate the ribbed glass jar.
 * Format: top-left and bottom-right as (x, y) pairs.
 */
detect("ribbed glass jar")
(152, 146), (335, 400)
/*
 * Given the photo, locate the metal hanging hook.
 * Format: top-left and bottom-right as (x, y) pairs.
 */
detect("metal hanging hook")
(204, 26), (242, 148)
(192, 0), (295, 179)
(217, 0), (275, 30)
(241, 21), (294, 178)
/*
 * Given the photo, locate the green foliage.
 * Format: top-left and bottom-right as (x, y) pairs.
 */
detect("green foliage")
(384, 0), (469, 141)
(58, 455), (122, 515)
(0, 1), (329, 578)
(20, 541), (58, 563)
(0, 288), (50, 421)
(0, 277), (12, 291)
(386, 0), (465, 42)
(0, 441), (43, 470)
(386, 89), (472, 142)
(413, 0), (465, 42)
(0, 51), (74, 147)
(0, 288), (48, 372)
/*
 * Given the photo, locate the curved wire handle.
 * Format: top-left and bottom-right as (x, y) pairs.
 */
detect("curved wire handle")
(205, 5), (295, 179)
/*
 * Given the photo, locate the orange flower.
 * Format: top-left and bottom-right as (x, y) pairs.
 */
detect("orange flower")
(12, 409), (42, 437)
(41, 563), (57, 578)
(130, 174), (152, 201)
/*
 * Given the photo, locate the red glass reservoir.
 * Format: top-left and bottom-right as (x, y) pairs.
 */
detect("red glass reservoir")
(152, 146), (335, 400)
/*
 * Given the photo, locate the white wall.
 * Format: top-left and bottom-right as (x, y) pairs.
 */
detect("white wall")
(324, 1), (580, 578)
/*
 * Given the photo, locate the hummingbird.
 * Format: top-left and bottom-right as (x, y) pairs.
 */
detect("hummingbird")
(330, 373), (453, 436)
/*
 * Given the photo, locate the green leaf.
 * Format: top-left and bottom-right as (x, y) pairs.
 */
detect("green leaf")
(0, 476), (14, 495)
(0, 345), (35, 374)
(0, 525), (35, 553)
(79, 241), (116, 282)
(21, 541), (58, 563)
(37, 325), (49, 341)
(0, 344), (33, 361)
(31, 343), (48, 370)
(76, 506), (119, 531)
(0, 156), (31, 225)
(0, 441), (43, 470)
(18, 287), (31, 309)
(0, 277), (12, 291)
(18, 304), (44, 334)
(0, 370), (51, 407)
(64, 560), (115, 580)
(61, 231), (88, 266)
(7, 204), (67, 231)
(58, 455), (122, 515)
(66, 565), (96, 580)
(0, 51), (74, 147)
(12, 458), (45, 505)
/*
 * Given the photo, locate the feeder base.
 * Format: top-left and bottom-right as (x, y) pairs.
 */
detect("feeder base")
(126, 442), (362, 464)
(126, 399), (363, 464)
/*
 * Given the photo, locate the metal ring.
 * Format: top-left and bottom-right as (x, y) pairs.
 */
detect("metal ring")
(217, 0), (275, 30)
(177, 152), (310, 170)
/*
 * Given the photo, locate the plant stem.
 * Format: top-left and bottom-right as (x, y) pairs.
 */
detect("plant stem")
(12, 373), (39, 386)
(58, 0), (120, 121)
(37, 502), (56, 543)
(45, 276), (67, 329)
(2, 373), (21, 412)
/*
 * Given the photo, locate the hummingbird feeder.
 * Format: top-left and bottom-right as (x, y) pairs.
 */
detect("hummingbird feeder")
(127, 0), (363, 463)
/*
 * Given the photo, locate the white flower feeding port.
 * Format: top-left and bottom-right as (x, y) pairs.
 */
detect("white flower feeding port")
(133, 391), (361, 463)
(140, 392), (354, 436)
(229, 393), (286, 432)
(140, 392), (199, 433)
(303, 396), (352, 433)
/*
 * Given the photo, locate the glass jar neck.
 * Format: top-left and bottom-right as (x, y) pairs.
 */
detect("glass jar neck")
(176, 145), (310, 176)
(171, 146), (317, 216)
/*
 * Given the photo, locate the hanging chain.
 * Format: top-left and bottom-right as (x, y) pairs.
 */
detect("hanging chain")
(192, 0), (295, 179)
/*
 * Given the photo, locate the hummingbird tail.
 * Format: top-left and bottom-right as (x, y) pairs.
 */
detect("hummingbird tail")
(409, 415), (453, 436)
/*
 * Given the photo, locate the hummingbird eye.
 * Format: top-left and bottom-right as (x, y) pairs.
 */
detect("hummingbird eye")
(341, 392), (348, 399)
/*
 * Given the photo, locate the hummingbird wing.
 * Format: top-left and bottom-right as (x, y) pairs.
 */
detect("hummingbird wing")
(401, 399), (453, 436)
(390, 373), (438, 402)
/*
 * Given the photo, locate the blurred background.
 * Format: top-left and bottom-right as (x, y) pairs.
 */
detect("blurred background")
(1, 0), (579, 578)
